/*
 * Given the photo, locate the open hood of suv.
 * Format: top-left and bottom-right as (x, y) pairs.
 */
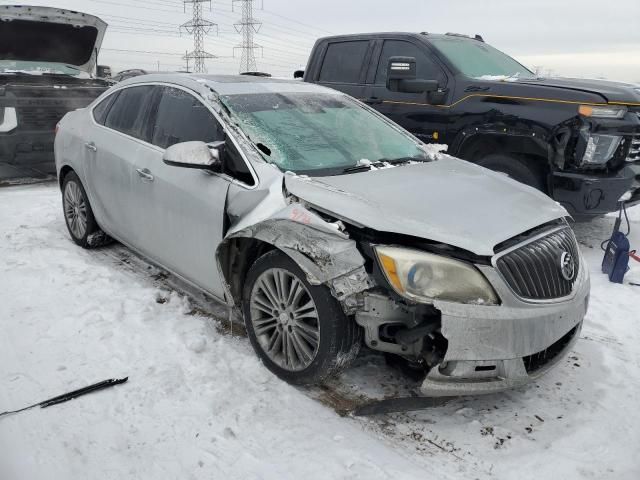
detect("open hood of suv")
(285, 157), (568, 257)
(0, 6), (107, 74)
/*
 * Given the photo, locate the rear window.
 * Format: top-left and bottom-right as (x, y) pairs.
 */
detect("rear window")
(105, 86), (156, 139)
(319, 41), (369, 84)
(92, 92), (119, 125)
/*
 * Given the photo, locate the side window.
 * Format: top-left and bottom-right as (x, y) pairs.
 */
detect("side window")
(92, 91), (119, 125)
(104, 86), (155, 139)
(319, 40), (369, 84)
(375, 40), (446, 86)
(151, 87), (223, 149)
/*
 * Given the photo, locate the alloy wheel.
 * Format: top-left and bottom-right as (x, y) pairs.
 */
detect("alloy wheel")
(249, 268), (321, 372)
(64, 180), (88, 239)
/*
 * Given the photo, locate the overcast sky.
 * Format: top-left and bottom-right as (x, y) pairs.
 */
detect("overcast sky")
(3, 0), (639, 81)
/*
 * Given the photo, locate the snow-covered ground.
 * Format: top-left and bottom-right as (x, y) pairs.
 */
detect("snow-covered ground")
(1, 183), (639, 480)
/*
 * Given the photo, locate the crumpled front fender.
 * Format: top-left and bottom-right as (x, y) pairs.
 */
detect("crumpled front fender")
(217, 202), (374, 309)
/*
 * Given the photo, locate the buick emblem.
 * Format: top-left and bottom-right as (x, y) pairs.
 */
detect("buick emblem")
(560, 251), (576, 281)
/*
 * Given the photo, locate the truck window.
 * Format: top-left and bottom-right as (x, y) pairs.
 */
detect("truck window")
(319, 41), (369, 84)
(375, 40), (445, 86)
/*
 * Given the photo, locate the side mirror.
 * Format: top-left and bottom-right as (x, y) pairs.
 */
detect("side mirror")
(293, 70), (304, 79)
(163, 141), (223, 170)
(386, 56), (439, 94)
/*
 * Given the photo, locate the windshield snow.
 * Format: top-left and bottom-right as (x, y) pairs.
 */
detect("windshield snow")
(0, 60), (84, 77)
(429, 37), (536, 80)
(221, 92), (428, 175)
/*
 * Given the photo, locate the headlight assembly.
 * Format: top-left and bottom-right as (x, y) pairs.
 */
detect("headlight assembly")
(375, 246), (499, 305)
(578, 105), (627, 119)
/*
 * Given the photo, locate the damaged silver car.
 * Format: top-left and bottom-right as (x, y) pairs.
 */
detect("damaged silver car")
(54, 74), (590, 396)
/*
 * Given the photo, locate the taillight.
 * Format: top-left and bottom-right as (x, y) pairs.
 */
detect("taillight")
(55, 123), (59, 135)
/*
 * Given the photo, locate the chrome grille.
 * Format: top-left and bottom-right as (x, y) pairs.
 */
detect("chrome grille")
(627, 135), (640, 163)
(496, 228), (580, 300)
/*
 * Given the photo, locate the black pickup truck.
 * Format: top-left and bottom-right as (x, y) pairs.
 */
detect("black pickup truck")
(0, 6), (110, 184)
(302, 32), (640, 218)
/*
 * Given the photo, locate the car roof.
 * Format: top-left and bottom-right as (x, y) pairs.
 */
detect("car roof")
(121, 73), (338, 96)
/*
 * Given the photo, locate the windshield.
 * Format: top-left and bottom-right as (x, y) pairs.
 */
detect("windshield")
(221, 92), (428, 175)
(429, 37), (536, 80)
(0, 60), (84, 77)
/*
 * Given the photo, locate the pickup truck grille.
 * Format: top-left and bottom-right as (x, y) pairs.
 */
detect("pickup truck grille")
(627, 135), (640, 162)
(496, 228), (580, 300)
(16, 106), (69, 130)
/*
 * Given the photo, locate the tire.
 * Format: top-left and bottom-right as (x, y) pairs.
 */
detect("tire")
(243, 250), (361, 385)
(61, 171), (110, 248)
(477, 154), (546, 191)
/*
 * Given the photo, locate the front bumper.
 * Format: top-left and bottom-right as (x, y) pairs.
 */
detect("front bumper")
(420, 259), (590, 396)
(551, 162), (640, 217)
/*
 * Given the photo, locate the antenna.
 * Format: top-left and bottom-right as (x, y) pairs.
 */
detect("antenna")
(233, 0), (263, 73)
(181, 0), (217, 73)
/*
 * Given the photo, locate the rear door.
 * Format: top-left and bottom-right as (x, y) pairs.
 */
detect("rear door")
(366, 38), (452, 145)
(84, 85), (156, 241)
(129, 85), (232, 299)
(314, 39), (373, 101)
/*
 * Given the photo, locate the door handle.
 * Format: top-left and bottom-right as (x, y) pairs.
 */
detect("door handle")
(364, 97), (383, 105)
(136, 168), (154, 182)
(84, 142), (97, 152)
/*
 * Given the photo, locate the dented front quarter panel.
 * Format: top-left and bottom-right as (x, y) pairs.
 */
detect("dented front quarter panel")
(218, 164), (374, 308)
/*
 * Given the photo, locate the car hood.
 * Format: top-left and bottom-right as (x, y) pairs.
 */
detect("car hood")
(0, 6), (107, 74)
(284, 157), (568, 257)
(516, 77), (640, 104)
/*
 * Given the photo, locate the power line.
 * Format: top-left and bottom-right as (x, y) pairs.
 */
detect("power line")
(233, 0), (262, 73)
(181, 0), (218, 73)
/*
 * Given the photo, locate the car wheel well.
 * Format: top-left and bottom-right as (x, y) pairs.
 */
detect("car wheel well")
(59, 165), (75, 190)
(218, 237), (277, 305)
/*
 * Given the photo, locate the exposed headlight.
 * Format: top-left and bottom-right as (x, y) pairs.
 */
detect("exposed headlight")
(582, 133), (622, 165)
(0, 107), (18, 133)
(579, 105), (627, 119)
(375, 246), (499, 305)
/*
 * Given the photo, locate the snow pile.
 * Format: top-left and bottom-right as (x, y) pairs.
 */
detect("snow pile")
(1, 184), (639, 480)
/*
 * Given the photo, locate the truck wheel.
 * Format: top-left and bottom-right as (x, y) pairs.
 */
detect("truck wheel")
(243, 250), (361, 385)
(478, 154), (546, 192)
(62, 172), (110, 248)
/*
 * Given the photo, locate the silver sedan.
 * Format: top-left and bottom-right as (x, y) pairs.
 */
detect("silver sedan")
(55, 74), (589, 395)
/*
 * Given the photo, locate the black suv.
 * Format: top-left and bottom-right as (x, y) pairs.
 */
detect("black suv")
(303, 32), (640, 218)
(0, 6), (110, 184)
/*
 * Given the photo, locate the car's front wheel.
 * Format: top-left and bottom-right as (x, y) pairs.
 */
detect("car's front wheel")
(243, 250), (361, 385)
(62, 171), (109, 248)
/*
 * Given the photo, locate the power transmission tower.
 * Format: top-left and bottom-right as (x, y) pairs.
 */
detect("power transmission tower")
(181, 0), (217, 73)
(233, 0), (263, 73)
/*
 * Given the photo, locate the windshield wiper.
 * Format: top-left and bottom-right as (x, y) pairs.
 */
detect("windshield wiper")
(341, 164), (373, 174)
(376, 156), (430, 164)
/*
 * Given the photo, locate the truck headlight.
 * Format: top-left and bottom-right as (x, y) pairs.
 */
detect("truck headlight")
(375, 246), (499, 305)
(579, 105), (627, 119)
(0, 107), (18, 133)
(582, 133), (622, 165)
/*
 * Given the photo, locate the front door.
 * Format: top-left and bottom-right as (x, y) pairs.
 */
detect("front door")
(130, 86), (231, 299)
(366, 38), (453, 146)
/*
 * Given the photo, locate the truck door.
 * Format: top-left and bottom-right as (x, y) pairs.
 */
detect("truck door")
(365, 39), (452, 145)
(314, 39), (373, 101)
